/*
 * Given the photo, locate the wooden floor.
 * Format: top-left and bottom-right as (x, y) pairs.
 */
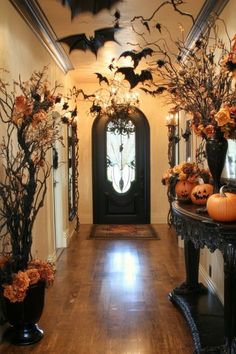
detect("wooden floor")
(0, 224), (194, 354)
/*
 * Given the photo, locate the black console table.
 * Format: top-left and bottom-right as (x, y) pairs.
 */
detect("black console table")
(171, 201), (236, 354)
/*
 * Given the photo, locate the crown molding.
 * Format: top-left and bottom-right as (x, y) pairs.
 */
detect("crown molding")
(9, 0), (73, 73)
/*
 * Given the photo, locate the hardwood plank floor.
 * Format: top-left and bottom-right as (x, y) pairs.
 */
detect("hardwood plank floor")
(0, 224), (194, 354)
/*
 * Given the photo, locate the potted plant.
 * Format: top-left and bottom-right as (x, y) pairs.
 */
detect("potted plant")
(0, 66), (76, 345)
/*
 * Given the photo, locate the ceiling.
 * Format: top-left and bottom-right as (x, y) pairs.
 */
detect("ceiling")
(35, 0), (207, 84)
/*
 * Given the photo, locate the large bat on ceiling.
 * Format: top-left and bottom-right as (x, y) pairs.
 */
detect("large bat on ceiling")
(58, 26), (121, 56)
(60, 0), (122, 19)
(119, 48), (154, 69)
(116, 67), (153, 89)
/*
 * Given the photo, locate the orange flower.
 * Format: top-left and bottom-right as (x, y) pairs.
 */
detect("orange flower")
(13, 271), (30, 291)
(204, 124), (215, 138)
(32, 110), (47, 127)
(14, 95), (33, 115)
(192, 124), (203, 136)
(3, 284), (27, 303)
(26, 268), (40, 285)
(3, 271), (29, 303)
(28, 259), (54, 286)
(215, 107), (234, 126)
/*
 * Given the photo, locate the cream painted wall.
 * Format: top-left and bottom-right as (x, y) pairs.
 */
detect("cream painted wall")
(77, 84), (170, 224)
(0, 0), (76, 263)
(198, 0), (236, 304)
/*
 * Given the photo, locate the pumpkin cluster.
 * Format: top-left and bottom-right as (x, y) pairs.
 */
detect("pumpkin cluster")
(175, 179), (213, 205)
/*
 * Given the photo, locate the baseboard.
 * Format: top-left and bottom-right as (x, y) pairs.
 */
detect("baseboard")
(199, 264), (224, 305)
(48, 250), (57, 264)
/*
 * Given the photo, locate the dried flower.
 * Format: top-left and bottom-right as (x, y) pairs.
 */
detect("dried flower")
(162, 162), (211, 186)
(0, 66), (76, 302)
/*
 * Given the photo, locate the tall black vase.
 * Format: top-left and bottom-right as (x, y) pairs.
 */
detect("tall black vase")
(3, 281), (45, 345)
(205, 132), (228, 193)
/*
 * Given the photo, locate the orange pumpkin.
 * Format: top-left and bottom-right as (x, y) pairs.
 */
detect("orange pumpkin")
(207, 186), (236, 222)
(175, 180), (196, 200)
(190, 183), (213, 205)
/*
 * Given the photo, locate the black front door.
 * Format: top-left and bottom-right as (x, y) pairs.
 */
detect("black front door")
(92, 107), (150, 224)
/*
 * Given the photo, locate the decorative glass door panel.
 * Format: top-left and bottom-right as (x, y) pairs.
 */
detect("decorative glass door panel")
(92, 108), (150, 224)
(106, 120), (135, 194)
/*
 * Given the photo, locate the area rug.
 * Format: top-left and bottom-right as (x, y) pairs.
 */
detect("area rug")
(88, 224), (160, 240)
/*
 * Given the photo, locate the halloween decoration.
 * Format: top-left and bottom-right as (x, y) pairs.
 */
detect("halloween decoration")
(119, 48), (154, 69)
(58, 26), (122, 56)
(115, 67), (153, 89)
(175, 180), (196, 200)
(207, 186), (236, 222)
(140, 87), (167, 96)
(94, 73), (109, 85)
(60, 0), (122, 19)
(190, 180), (213, 205)
(72, 88), (95, 100)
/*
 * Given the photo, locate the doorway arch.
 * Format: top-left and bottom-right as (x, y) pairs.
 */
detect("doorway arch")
(92, 106), (150, 224)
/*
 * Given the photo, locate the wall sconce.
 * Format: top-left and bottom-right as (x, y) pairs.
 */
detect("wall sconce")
(166, 111), (180, 226)
(166, 112), (180, 168)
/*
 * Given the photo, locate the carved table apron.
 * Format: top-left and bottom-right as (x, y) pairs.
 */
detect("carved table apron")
(171, 201), (236, 354)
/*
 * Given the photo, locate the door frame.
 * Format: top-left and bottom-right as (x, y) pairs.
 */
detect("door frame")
(92, 106), (150, 224)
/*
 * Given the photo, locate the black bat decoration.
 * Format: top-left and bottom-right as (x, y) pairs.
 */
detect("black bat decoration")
(75, 89), (95, 100)
(58, 26), (121, 56)
(155, 23), (162, 33)
(140, 87), (167, 96)
(60, 0), (122, 19)
(94, 73), (109, 85)
(116, 67), (153, 89)
(119, 48), (154, 69)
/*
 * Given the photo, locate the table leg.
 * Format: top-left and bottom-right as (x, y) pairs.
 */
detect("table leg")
(173, 240), (206, 295)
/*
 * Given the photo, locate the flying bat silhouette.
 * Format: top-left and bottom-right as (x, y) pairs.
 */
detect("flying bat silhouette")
(75, 89), (95, 100)
(140, 86), (166, 96)
(60, 0), (122, 19)
(58, 26), (121, 56)
(119, 48), (154, 69)
(94, 73), (109, 85)
(116, 67), (153, 89)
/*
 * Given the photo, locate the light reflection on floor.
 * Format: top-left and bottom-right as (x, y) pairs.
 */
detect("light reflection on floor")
(108, 249), (140, 290)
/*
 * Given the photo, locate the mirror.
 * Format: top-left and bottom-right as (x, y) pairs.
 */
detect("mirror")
(68, 122), (79, 221)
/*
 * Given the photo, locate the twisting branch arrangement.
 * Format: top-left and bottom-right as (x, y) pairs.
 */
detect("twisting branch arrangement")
(0, 66), (77, 302)
(126, 11), (236, 140)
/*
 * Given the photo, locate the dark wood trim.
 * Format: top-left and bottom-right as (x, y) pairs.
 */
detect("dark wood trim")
(9, 0), (73, 73)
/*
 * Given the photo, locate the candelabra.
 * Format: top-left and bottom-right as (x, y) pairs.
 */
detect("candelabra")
(166, 112), (180, 226)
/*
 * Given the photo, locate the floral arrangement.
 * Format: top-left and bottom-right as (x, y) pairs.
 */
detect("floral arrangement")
(1, 258), (54, 303)
(192, 105), (236, 139)
(0, 66), (76, 302)
(128, 15), (236, 139)
(161, 162), (211, 186)
(158, 22), (236, 140)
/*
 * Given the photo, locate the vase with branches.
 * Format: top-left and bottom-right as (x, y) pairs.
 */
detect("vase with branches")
(0, 66), (76, 343)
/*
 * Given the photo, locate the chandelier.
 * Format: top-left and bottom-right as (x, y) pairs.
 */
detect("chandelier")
(90, 78), (140, 135)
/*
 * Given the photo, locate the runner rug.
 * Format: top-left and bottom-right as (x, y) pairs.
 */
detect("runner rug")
(88, 224), (160, 240)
